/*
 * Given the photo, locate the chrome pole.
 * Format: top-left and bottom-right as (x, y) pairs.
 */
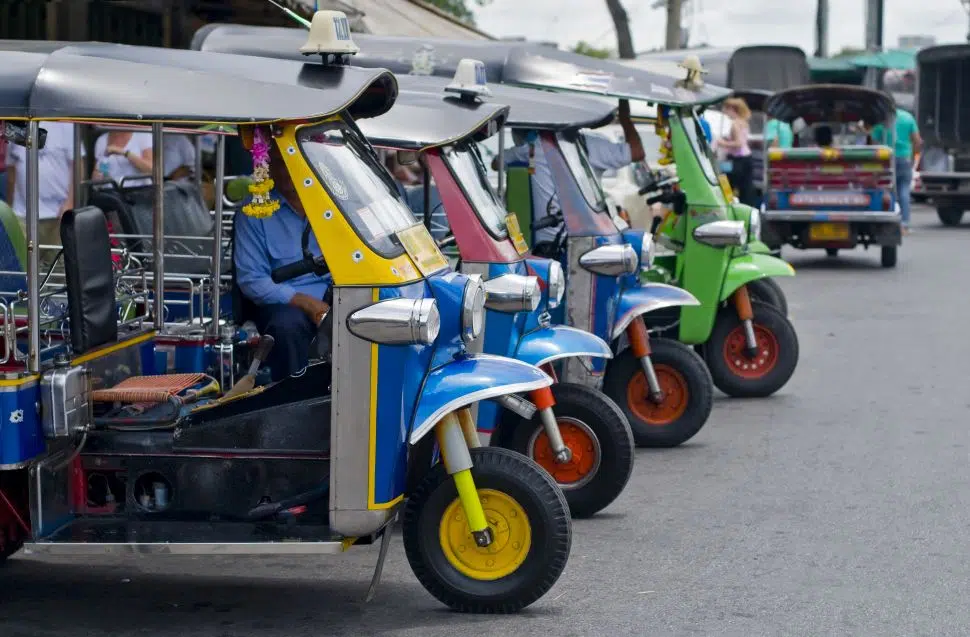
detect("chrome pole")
(208, 134), (226, 338)
(72, 124), (84, 208)
(497, 125), (506, 201)
(26, 121), (40, 373)
(152, 123), (165, 330)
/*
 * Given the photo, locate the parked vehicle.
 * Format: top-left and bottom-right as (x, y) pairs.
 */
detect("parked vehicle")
(761, 84), (902, 267)
(0, 28), (572, 613)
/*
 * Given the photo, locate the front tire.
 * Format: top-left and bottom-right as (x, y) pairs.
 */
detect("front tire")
(604, 338), (714, 448)
(880, 246), (898, 268)
(746, 277), (789, 317)
(403, 447), (571, 613)
(937, 206), (964, 226)
(502, 383), (633, 518)
(704, 300), (799, 398)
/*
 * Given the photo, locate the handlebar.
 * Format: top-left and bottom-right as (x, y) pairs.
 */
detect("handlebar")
(437, 235), (457, 249)
(638, 175), (680, 196)
(271, 255), (328, 283)
(533, 213), (563, 231)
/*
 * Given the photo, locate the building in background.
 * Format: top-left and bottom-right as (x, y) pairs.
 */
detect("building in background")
(0, 0), (491, 48)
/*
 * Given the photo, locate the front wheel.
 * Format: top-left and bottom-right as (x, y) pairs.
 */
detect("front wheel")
(705, 300), (799, 398)
(403, 447), (571, 613)
(937, 206), (964, 226)
(604, 338), (714, 448)
(502, 383), (633, 518)
(746, 277), (789, 317)
(880, 246), (898, 268)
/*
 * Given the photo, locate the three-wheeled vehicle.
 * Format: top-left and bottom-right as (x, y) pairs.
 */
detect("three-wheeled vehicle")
(356, 64), (634, 516)
(191, 28), (718, 445)
(913, 44), (970, 226)
(0, 36), (572, 613)
(760, 84), (902, 268)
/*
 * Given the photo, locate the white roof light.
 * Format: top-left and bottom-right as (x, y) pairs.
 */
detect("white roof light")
(445, 58), (492, 100)
(300, 10), (360, 58)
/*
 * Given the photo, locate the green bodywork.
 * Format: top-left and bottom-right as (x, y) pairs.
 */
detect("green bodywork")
(651, 109), (794, 344)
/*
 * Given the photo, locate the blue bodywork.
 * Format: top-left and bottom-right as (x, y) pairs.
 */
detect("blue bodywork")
(0, 379), (44, 467)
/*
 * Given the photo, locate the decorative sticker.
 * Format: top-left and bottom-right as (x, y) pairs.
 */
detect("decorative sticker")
(315, 161), (349, 200)
(397, 224), (449, 276)
(9, 409), (23, 424)
(410, 44), (437, 76)
(505, 213), (529, 254)
(570, 71), (613, 93)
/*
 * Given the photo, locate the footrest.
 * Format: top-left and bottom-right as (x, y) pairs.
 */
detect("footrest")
(92, 373), (214, 404)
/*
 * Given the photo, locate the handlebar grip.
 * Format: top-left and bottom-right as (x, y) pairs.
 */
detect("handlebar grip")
(533, 214), (562, 230)
(646, 194), (667, 206)
(271, 258), (316, 283)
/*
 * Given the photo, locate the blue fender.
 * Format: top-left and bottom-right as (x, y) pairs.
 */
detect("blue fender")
(515, 325), (613, 367)
(612, 283), (700, 340)
(409, 354), (552, 444)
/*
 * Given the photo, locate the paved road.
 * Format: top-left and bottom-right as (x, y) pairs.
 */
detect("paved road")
(3, 205), (968, 637)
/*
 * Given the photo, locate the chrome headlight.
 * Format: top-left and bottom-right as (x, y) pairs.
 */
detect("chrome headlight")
(461, 278), (486, 343)
(578, 244), (638, 276)
(640, 235), (655, 269)
(693, 220), (748, 248)
(749, 208), (762, 242)
(484, 274), (541, 313)
(547, 260), (565, 309)
(347, 298), (440, 345)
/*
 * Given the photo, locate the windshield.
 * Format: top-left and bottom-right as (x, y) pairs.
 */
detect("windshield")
(598, 125), (664, 181)
(679, 109), (719, 186)
(557, 133), (608, 212)
(298, 121), (417, 257)
(442, 143), (508, 239)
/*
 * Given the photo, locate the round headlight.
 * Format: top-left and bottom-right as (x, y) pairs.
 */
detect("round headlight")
(640, 234), (655, 269)
(547, 260), (566, 309)
(749, 207), (762, 242)
(461, 278), (486, 343)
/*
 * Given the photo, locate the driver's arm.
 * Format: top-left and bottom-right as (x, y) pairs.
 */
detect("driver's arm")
(234, 213), (329, 321)
(5, 143), (20, 207)
(617, 99), (645, 163)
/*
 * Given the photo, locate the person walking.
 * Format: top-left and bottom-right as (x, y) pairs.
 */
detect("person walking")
(718, 97), (756, 207)
(871, 107), (922, 233)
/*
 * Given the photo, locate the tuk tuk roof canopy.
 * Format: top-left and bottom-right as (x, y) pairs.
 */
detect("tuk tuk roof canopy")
(634, 45), (810, 92)
(764, 84), (896, 126)
(915, 44), (970, 147)
(192, 25), (731, 106)
(357, 84), (509, 151)
(0, 42), (397, 123)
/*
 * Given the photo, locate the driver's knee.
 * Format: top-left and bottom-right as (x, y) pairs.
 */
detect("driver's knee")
(262, 304), (314, 337)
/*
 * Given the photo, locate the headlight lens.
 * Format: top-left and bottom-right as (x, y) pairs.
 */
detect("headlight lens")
(483, 274), (541, 313)
(578, 244), (639, 276)
(547, 260), (565, 309)
(461, 278), (486, 343)
(347, 298), (440, 345)
(640, 234), (655, 269)
(749, 208), (761, 242)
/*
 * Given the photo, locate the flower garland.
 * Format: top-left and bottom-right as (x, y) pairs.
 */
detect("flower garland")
(655, 108), (674, 167)
(241, 127), (280, 218)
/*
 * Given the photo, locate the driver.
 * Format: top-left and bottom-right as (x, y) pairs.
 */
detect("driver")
(493, 99), (645, 244)
(234, 127), (331, 381)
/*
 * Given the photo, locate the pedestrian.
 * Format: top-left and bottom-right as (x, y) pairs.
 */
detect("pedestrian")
(718, 97), (756, 207)
(4, 121), (81, 268)
(163, 133), (197, 182)
(870, 107), (922, 233)
(91, 130), (153, 186)
(764, 117), (794, 149)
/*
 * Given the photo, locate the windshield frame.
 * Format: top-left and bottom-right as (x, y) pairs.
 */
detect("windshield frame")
(678, 108), (720, 187)
(556, 131), (609, 214)
(297, 119), (417, 259)
(441, 141), (510, 242)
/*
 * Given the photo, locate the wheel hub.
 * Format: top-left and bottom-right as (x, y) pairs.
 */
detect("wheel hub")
(439, 489), (532, 581)
(626, 364), (689, 426)
(723, 324), (780, 379)
(527, 417), (601, 490)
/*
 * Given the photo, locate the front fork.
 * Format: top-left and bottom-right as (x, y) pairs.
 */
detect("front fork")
(627, 315), (665, 403)
(530, 383), (572, 464)
(732, 285), (759, 356)
(435, 409), (493, 547)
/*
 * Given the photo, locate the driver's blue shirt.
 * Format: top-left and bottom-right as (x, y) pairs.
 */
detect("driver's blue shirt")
(234, 191), (331, 306)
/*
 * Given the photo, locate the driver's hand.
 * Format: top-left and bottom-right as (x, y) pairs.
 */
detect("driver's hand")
(618, 99), (631, 119)
(309, 299), (331, 326)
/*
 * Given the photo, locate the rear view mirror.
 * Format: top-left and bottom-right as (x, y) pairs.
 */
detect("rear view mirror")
(2, 122), (46, 149)
(397, 150), (418, 165)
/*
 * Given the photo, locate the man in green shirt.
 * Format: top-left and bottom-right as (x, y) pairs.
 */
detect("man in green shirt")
(764, 118), (794, 148)
(871, 108), (922, 231)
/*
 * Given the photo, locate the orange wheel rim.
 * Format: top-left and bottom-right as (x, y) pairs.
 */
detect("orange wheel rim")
(529, 418), (600, 490)
(626, 364), (689, 426)
(722, 325), (780, 379)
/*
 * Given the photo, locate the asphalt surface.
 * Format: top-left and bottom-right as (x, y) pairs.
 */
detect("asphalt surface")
(2, 204), (968, 637)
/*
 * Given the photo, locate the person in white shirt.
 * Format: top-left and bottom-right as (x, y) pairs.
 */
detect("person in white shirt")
(163, 134), (196, 182)
(5, 122), (81, 265)
(91, 131), (153, 186)
(495, 99), (644, 245)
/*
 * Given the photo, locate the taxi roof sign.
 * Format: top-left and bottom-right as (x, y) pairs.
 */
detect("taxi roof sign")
(445, 58), (492, 100)
(300, 10), (360, 59)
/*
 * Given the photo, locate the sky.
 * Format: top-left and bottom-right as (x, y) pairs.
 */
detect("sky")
(471, 0), (969, 54)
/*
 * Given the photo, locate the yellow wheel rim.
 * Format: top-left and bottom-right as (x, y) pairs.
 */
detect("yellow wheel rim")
(438, 488), (532, 581)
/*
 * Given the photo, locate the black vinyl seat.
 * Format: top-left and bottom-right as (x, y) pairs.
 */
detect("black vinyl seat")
(60, 206), (117, 354)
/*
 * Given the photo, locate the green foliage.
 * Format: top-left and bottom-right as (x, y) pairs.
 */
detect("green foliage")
(423, 0), (492, 25)
(572, 40), (613, 59)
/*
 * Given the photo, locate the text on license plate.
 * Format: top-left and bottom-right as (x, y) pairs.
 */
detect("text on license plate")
(808, 222), (851, 241)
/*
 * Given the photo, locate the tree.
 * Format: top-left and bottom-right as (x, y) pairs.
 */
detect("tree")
(604, 0), (635, 59)
(423, 0), (491, 26)
(573, 41), (613, 59)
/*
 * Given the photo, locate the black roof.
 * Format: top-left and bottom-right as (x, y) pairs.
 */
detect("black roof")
(764, 84), (895, 126)
(192, 25), (731, 107)
(0, 42), (396, 123)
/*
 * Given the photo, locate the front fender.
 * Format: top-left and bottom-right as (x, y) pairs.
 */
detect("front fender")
(612, 283), (700, 340)
(409, 354), (551, 444)
(748, 240), (773, 255)
(720, 252), (796, 302)
(515, 325), (612, 367)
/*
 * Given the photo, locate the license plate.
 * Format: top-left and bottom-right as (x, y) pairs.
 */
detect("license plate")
(790, 192), (870, 207)
(808, 222), (850, 241)
(505, 213), (529, 254)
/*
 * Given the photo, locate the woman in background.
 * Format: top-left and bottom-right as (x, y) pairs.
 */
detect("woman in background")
(718, 97), (756, 206)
